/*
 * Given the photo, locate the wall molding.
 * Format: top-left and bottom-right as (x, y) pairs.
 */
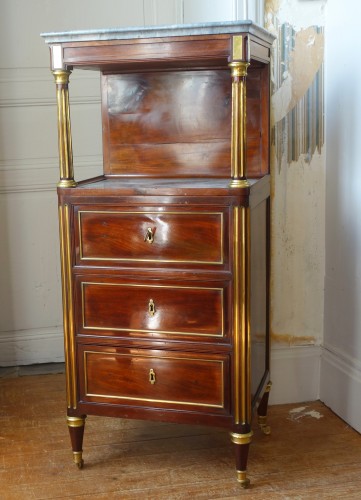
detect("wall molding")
(269, 345), (321, 404)
(320, 345), (361, 434)
(143, 0), (183, 25)
(0, 327), (65, 366)
(0, 156), (103, 194)
(0, 96), (101, 109)
(233, 0), (264, 25)
(0, 67), (101, 109)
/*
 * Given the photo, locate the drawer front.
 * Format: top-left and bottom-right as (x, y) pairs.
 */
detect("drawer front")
(77, 278), (229, 341)
(75, 208), (226, 266)
(79, 346), (230, 414)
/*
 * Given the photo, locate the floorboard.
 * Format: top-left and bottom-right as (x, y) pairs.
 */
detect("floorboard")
(1, 372), (361, 499)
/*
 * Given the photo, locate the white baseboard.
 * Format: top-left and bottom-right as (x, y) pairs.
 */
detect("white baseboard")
(269, 345), (321, 405)
(0, 327), (64, 366)
(320, 345), (361, 434)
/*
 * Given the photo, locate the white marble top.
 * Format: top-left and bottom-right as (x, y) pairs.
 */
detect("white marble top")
(41, 20), (275, 44)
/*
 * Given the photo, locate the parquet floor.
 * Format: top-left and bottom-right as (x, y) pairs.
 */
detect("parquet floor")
(1, 371), (361, 499)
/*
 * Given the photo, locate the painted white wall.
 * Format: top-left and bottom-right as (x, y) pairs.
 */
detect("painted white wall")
(183, 0), (263, 25)
(321, 0), (361, 433)
(0, 0), (180, 366)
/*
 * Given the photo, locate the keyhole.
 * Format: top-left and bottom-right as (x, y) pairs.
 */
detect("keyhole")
(149, 368), (156, 384)
(148, 299), (156, 317)
(144, 227), (154, 244)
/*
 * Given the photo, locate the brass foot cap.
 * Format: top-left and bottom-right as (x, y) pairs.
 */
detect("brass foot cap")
(72, 451), (84, 469)
(236, 470), (250, 488)
(260, 424), (271, 435)
(258, 416), (271, 435)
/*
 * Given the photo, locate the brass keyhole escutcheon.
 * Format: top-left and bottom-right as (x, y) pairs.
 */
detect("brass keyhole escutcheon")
(148, 299), (156, 317)
(144, 227), (154, 244)
(149, 368), (156, 384)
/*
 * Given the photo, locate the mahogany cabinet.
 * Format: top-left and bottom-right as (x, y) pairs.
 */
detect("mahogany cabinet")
(42, 21), (275, 487)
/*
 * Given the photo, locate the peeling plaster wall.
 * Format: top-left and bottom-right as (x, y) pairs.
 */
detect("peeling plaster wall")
(265, 0), (326, 349)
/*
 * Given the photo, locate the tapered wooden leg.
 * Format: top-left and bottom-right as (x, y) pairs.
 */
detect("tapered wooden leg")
(67, 416), (86, 468)
(257, 381), (272, 435)
(230, 431), (253, 488)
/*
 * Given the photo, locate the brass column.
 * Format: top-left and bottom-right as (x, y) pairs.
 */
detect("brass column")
(229, 61), (249, 188)
(58, 204), (77, 410)
(52, 67), (77, 408)
(52, 69), (76, 188)
(232, 205), (251, 426)
(231, 205), (252, 488)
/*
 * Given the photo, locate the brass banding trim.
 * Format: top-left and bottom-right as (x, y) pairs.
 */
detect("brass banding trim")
(81, 281), (225, 338)
(230, 431), (253, 445)
(67, 416), (86, 428)
(78, 210), (224, 265)
(258, 415), (267, 425)
(83, 350), (225, 409)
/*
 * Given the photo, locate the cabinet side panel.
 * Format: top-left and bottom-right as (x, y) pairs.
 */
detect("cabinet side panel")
(250, 198), (270, 399)
(246, 66), (270, 178)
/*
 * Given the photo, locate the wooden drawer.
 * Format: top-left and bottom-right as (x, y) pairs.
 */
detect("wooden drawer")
(78, 345), (230, 414)
(75, 207), (227, 267)
(76, 277), (229, 342)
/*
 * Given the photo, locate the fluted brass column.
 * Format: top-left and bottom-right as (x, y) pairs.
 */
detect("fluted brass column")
(231, 204), (252, 487)
(52, 69), (76, 188)
(232, 205), (251, 425)
(229, 61), (249, 188)
(58, 203), (77, 410)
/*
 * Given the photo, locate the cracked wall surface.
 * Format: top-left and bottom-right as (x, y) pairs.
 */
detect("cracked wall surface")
(265, 0), (326, 347)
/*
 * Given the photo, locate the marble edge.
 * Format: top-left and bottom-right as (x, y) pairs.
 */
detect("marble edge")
(40, 20), (275, 44)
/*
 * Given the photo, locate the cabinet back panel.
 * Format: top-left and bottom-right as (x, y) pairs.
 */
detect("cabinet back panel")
(102, 68), (267, 178)
(102, 70), (231, 177)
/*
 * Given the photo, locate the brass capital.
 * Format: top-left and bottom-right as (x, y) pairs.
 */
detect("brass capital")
(52, 69), (72, 85)
(228, 61), (249, 78)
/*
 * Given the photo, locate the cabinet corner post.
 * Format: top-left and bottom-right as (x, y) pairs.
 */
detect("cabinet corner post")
(58, 204), (77, 409)
(232, 205), (252, 483)
(228, 57), (250, 188)
(52, 68), (77, 188)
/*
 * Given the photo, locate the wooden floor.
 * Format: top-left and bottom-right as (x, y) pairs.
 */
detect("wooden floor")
(1, 372), (361, 499)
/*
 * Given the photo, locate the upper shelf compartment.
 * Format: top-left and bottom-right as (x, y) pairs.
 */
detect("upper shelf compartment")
(41, 21), (275, 183)
(41, 21), (275, 72)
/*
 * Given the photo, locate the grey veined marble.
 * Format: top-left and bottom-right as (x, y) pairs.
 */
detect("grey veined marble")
(41, 20), (275, 44)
